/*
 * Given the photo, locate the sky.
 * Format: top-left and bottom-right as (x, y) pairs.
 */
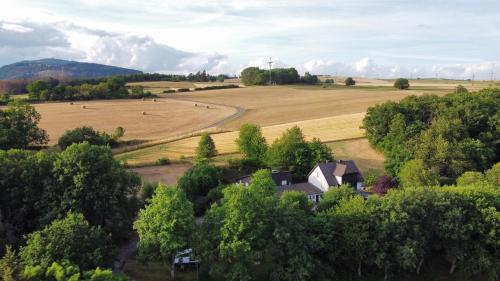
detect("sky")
(1, 0), (500, 79)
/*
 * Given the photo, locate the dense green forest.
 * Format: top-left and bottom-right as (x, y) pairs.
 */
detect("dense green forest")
(362, 87), (500, 182)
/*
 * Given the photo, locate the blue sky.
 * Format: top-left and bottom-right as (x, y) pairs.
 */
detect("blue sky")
(1, 0), (500, 78)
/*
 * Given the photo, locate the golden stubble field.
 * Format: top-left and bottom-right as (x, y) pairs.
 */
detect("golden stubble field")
(33, 98), (237, 144)
(116, 80), (485, 166)
(165, 84), (431, 130)
(116, 112), (366, 165)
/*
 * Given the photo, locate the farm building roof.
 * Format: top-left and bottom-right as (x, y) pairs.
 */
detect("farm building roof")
(310, 160), (364, 186)
(237, 170), (292, 187)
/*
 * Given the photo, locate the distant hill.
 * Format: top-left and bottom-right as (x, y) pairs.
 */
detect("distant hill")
(0, 58), (142, 80)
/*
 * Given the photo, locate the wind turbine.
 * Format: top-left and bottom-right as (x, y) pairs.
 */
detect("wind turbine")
(267, 57), (274, 85)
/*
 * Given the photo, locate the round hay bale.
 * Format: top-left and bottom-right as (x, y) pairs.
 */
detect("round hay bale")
(142, 111), (146, 115)
(206, 105), (210, 109)
(81, 105), (86, 109)
(194, 103), (197, 107)
(153, 98), (157, 102)
(69, 102), (74, 105)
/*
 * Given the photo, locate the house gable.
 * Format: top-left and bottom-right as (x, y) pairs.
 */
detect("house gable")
(308, 165), (333, 192)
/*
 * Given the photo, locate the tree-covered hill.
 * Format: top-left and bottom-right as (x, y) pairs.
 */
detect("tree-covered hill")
(0, 58), (142, 80)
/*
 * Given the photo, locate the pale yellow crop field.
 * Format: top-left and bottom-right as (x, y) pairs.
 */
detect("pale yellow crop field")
(116, 112), (365, 165)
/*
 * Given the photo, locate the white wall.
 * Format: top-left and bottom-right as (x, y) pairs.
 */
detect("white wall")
(335, 176), (342, 185)
(308, 166), (330, 192)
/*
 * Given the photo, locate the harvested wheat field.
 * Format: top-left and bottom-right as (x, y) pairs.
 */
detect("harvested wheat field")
(166, 85), (424, 129)
(34, 98), (237, 144)
(130, 163), (192, 185)
(116, 113), (365, 165)
(327, 138), (385, 174)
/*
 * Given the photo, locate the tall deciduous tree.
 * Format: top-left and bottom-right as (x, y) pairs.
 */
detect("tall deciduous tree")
(0, 149), (55, 249)
(399, 159), (440, 187)
(485, 162), (500, 186)
(308, 137), (334, 165)
(317, 184), (357, 211)
(46, 142), (141, 241)
(0, 100), (48, 150)
(456, 171), (487, 186)
(394, 78), (410, 90)
(133, 185), (194, 280)
(266, 126), (330, 179)
(331, 196), (372, 277)
(236, 123), (268, 165)
(200, 179), (277, 281)
(270, 192), (314, 281)
(178, 162), (220, 201)
(195, 133), (217, 163)
(344, 77), (356, 86)
(20, 213), (113, 270)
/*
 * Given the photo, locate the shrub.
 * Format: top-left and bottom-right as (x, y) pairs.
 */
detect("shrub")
(0, 93), (11, 105)
(300, 72), (319, 84)
(373, 175), (398, 195)
(394, 78), (410, 90)
(157, 157), (170, 165)
(58, 126), (122, 149)
(217, 75), (225, 82)
(455, 85), (469, 93)
(345, 77), (356, 86)
(162, 89), (176, 93)
(193, 84), (239, 91)
(140, 182), (157, 203)
(177, 88), (190, 92)
(363, 170), (380, 186)
(456, 171), (486, 186)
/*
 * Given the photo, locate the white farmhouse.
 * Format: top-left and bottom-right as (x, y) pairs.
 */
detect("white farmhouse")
(236, 160), (365, 203)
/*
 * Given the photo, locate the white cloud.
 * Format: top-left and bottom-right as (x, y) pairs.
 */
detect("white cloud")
(301, 58), (500, 80)
(0, 20), (231, 74)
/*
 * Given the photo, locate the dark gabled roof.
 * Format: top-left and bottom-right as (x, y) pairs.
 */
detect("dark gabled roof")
(276, 182), (323, 196)
(309, 160), (364, 186)
(316, 162), (339, 186)
(271, 171), (292, 186)
(236, 171), (292, 187)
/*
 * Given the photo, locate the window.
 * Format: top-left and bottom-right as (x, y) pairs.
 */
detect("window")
(281, 180), (287, 186)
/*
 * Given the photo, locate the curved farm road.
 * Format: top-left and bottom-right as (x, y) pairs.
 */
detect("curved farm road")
(205, 104), (245, 129)
(164, 96), (246, 130)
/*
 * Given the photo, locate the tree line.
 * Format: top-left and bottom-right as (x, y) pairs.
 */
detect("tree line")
(241, 67), (321, 86)
(25, 76), (154, 101)
(362, 87), (500, 183)
(0, 71), (233, 96)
